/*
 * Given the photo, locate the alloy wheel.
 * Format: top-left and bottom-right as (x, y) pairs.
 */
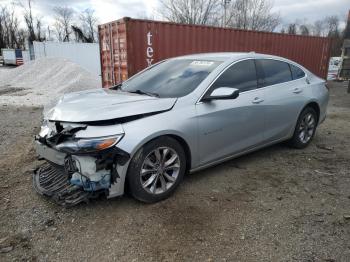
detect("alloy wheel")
(298, 112), (316, 143)
(140, 147), (180, 195)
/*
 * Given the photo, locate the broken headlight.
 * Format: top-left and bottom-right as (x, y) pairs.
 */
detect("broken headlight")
(55, 135), (124, 154)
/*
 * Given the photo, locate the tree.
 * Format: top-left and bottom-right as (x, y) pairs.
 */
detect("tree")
(159, 0), (220, 25)
(323, 16), (342, 56)
(53, 6), (74, 42)
(313, 20), (325, 36)
(71, 25), (93, 43)
(0, 5), (24, 49)
(226, 0), (280, 32)
(325, 15), (340, 37)
(299, 24), (310, 36)
(7, 8), (20, 48)
(22, 0), (35, 42)
(21, 0), (45, 43)
(287, 23), (297, 34)
(79, 8), (98, 43)
(159, 0), (280, 32)
(53, 21), (64, 41)
(46, 25), (54, 41)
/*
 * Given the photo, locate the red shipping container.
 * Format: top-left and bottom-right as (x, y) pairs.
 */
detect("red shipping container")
(98, 17), (332, 88)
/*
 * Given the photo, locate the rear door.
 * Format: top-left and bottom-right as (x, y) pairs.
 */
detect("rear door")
(256, 59), (307, 142)
(196, 59), (266, 165)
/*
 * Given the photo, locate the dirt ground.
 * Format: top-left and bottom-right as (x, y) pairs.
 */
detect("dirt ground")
(0, 81), (350, 262)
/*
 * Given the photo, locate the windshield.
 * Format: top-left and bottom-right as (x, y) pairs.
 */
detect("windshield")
(120, 59), (222, 98)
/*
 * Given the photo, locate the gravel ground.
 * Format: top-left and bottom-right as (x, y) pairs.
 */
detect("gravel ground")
(0, 81), (350, 262)
(0, 58), (100, 107)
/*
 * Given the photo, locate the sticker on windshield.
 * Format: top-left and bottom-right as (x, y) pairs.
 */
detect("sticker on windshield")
(190, 61), (214, 66)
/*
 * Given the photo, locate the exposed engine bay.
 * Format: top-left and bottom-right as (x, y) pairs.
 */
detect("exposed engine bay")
(34, 120), (130, 206)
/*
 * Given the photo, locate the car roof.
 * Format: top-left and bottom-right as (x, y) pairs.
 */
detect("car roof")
(173, 52), (293, 63)
(172, 52), (308, 72)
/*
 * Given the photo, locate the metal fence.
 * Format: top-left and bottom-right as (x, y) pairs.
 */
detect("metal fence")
(32, 41), (101, 77)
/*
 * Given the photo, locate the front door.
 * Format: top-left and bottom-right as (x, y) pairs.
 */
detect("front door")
(196, 59), (266, 165)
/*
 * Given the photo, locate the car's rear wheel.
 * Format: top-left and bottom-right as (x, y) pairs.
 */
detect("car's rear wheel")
(127, 136), (186, 203)
(288, 107), (318, 149)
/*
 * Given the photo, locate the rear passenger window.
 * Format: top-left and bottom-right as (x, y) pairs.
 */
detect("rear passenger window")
(211, 60), (257, 92)
(258, 59), (292, 86)
(290, 64), (305, 79)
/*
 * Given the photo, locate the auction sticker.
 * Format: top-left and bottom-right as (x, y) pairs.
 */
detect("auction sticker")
(190, 61), (214, 66)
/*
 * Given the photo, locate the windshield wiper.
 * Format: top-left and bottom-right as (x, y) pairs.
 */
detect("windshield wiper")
(110, 83), (123, 90)
(128, 89), (159, 97)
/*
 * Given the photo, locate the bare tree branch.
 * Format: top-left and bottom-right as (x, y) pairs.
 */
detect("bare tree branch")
(313, 20), (325, 36)
(79, 8), (98, 43)
(0, 4), (25, 49)
(159, 0), (220, 25)
(287, 23), (297, 34)
(159, 0), (280, 32)
(324, 15), (340, 37)
(53, 6), (74, 42)
(299, 24), (310, 35)
(227, 0), (280, 32)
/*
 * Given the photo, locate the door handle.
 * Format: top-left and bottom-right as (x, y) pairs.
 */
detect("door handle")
(252, 97), (264, 104)
(293, 87), (302, 94)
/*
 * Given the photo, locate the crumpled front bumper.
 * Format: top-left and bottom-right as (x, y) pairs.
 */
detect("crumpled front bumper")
(33, 140), (130, 206)
(33, 163), (94, 206)
(34, 141), (66, 165)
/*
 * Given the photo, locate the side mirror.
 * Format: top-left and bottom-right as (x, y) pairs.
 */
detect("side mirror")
(203, 87), (239, 101)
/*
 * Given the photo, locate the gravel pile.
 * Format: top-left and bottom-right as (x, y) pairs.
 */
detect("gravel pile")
(0, 58), (101, 107)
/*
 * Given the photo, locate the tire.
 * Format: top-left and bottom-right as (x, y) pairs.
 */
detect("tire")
(127, 136), (186, 203)
(288, 107), (318, 149)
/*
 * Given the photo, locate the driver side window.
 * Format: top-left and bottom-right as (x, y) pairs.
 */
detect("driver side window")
(211, 60), (258, 93)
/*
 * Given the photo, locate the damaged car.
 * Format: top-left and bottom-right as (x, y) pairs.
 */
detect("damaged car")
(34, 52), (329, 206)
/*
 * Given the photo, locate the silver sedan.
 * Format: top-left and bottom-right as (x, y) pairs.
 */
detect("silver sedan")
(34, 52), (329, 205)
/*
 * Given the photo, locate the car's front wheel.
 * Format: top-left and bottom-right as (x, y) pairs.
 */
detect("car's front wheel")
(127, 136), (186, 203)
(288, 107), (318, 149)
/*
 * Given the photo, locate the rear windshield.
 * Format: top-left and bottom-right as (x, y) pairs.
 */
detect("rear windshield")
(120, 59), (222, 98)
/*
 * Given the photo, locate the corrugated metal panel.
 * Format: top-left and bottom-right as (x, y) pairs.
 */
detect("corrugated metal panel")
(2, 49), (16, 65)
(22, 50), (30, 63)
(99, 21), (129, 87)
(33, 41), (101, 77)
(99, 18), (332, 88)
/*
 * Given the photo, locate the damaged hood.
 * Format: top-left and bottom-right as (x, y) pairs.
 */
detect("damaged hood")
(45, 88), (177, 122)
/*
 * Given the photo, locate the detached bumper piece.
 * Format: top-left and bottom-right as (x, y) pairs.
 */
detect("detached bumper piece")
(33, 163), (93, 207)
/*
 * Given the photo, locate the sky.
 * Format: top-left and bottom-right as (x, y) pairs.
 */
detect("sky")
(0, 0), (349, 28)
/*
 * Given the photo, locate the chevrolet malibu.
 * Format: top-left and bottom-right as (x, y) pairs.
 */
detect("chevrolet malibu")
(34, 52), (329, 206)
